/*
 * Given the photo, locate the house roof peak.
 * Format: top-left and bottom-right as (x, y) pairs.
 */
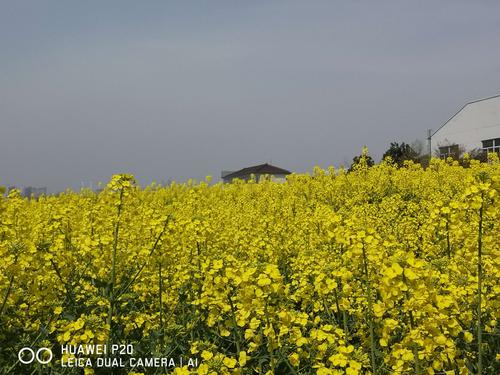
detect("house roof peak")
(224, 163), (291, 179)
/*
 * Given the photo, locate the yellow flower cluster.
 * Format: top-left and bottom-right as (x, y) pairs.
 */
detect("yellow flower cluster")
(0, 156), (499, 374)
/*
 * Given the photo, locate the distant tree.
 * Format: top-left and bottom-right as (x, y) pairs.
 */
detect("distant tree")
(408, 139), (432, 167)
(382, 142), (419, 167)
(459, 148), (488, 167)
(349, 147), (375, 172)
(468, 148), (488, 162)
(410, 139), (425, 156)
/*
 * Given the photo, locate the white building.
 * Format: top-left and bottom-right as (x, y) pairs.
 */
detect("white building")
(431, 95), (500, 158)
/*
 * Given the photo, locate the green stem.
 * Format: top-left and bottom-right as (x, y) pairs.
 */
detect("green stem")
(362, 242), (377, 375)
(343, 310), (349, 343)
(196, 241), (203, 298)
(107, 188), (124, 348)
(476, 195), (484, 375)
(336, 276), (350, 341)
(409, 308), (421, 374)
(228, 294), (242, 355)
(412, 346), (421, 375)
(333, 287), (341, 323)
(0, 275), (14, 318)
(159, 262), (164, 349)
(446, 219), (451, 259)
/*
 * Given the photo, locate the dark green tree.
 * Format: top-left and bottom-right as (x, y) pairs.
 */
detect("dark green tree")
(382, 142), (419, 167)
(349, 147), (375, 172)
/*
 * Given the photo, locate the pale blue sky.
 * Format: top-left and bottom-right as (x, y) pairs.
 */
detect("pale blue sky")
(1, 1), (500, 191)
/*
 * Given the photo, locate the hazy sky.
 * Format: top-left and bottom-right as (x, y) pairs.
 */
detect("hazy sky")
(1, 1), (500, 191)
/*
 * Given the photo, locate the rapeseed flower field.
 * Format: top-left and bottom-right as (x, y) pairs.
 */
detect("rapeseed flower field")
(1, 156), (499, 374)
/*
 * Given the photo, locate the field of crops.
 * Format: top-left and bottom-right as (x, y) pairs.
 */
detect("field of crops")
(1, 156), (499, 374)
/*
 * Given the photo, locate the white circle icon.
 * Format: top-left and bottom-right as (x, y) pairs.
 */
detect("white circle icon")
(36, 348), (53, 364)
(18, 347), (34, 364)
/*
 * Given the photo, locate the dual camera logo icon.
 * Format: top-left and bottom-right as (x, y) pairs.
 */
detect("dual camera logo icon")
(18, 347), (53, 364)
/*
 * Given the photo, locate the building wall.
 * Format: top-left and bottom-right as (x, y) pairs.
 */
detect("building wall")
(431, 96), (500, 154)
